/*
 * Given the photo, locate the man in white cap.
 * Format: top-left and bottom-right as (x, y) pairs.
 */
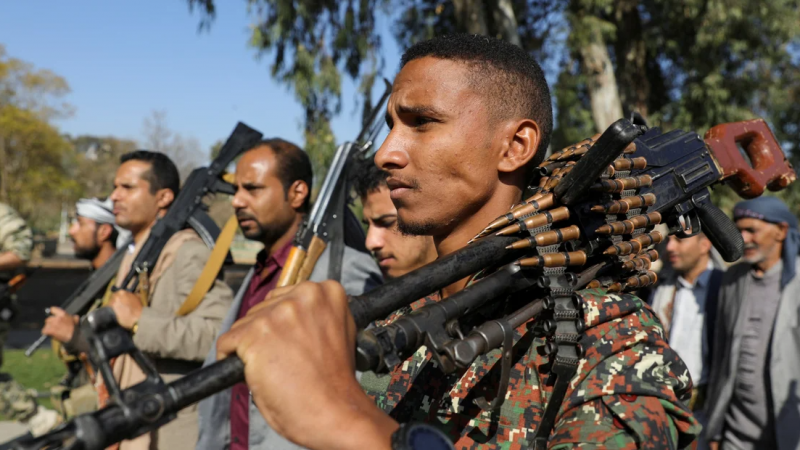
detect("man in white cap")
(41, 197), (129, 345)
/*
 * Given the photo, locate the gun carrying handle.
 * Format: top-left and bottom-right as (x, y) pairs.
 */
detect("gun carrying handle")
(704, 119), (797, 198)
(694, 194), (744, 262)
(277, 247), (306, 288)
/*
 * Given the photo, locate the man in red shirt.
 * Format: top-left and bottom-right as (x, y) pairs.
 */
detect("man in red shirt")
(196, 139), (382, 450)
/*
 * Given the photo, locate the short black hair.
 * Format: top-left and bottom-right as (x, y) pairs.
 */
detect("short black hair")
(97, 222), (120, 248)
(401, 34), (553, 167)
(351, 156), (389, 199)
(249, 139), (313, 213)
(119, 151), (181, 198)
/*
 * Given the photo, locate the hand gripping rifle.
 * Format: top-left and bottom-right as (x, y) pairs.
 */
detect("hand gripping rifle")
(23, 122), (263, 358)
(9, 118), (795, 450)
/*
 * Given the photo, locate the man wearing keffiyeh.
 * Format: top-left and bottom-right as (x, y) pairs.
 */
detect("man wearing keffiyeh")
(41, 197), (129, 346)
(705, 196), (800, 450)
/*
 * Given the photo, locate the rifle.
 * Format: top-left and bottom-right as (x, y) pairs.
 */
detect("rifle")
(9, 118), (795, 450)
(277, 78), (392, 286)
(24, 247), (128, 357)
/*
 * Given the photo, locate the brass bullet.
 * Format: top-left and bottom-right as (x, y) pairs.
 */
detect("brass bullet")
(505, 225), (580, 249)
(591, 175), (654, 193)
(496, 206), (570, 236)
(602, 165), (616, 178)
(603, 232), (662, 256)
(545, 165), (575, 190)
(586, 279), (602, 289)
(613, 157), (647, 171)
(603, 240), (643, 257)
(591, 193), (657, 214)
(625, 271), (658, 288)
(621, 256), (651, 271)
(518, 250), (587, 267)
(595, 212), (662, 235)
(478, 193), (556, 236)
(623, 141), (637, 154)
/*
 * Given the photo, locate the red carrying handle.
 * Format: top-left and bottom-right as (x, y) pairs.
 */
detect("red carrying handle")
(704, 119), (797, 198)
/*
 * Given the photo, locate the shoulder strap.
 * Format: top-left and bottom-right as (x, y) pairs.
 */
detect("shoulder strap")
(175, 215), (238, 316)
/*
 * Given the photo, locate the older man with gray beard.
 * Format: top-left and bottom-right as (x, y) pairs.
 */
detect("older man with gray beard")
(705, 196), (800, 450)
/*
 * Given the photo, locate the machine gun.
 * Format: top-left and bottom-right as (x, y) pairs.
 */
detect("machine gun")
(9, 118), (795, 450)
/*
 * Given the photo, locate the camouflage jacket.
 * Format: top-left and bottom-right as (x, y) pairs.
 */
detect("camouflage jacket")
(0, 202), (33, 271)
(360, 288), (701, 449)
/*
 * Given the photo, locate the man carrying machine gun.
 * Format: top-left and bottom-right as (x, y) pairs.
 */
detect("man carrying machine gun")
(215, 35), (704, 449)
(15, 33), (795, 450)
(103, 151), (233, 450)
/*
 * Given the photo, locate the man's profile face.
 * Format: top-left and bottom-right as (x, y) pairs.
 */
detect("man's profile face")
(737, 217), (786, 265)
(665, 234), (710, 274)
(69, 216), (101, 260)
(362, 186), (436, 279)
(232, 146), (299, 243)
(375, 57), (502, 237)
(110, 161), (162, 233)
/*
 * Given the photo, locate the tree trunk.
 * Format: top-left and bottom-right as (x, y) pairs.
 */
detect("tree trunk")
(452, 0), (489, 35)
(579, 30), (624, 132)
(487, 0), (521, 46)
(612, 0), (649, 119)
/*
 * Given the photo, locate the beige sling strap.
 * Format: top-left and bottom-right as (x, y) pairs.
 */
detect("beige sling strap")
(175, 215), (238, 316)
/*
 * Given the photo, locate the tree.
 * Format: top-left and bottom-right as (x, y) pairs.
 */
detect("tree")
(187, 0), (800, 212)
(0, 45), (80, 231)
(141, 110), (205, 180)
(68, 135), (138, 198)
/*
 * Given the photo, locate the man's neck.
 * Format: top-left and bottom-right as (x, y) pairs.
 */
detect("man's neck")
(436, 187), (522, 298)
(92, 243), (117, 270)
(263, 215), (303, 257)
(679, 255), (710, 285)
(130, 217), (160, 246)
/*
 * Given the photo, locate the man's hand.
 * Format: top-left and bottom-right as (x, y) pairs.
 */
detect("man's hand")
(107, 290), (144, 329)
(216, 281), (399, 450)
(41, 307), (78, 343)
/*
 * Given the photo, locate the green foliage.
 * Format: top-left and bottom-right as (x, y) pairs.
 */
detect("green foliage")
(0, 46), (81, 231)
(1, 349), (66, 413)
(188, 0), (800, 216)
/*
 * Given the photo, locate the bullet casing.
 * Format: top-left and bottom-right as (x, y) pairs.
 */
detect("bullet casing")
(591, 175), (654, 193)
(518, 250), (587, 267)
(596, 212), (662, 235)
(591, 193), (657, 214)
(495, 206), (570, 236)
(613, 157), (647, 171)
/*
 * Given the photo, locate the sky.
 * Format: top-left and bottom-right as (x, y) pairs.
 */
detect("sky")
(0, 1), (402, 157)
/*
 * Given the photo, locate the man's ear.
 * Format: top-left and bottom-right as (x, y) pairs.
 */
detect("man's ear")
(97, 223), (114, 244)
(155, 189), (175, 210)
(699, 235), (713, 253)
(776, 222), (789, 242)
(287, 180), (310, 211)
(497, 119), (541, 174)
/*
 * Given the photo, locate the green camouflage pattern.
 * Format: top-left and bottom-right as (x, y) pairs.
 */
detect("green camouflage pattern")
(0, 202), (33, 265)
(0, 376), (38, 421)
(360, 288), (700, 449)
